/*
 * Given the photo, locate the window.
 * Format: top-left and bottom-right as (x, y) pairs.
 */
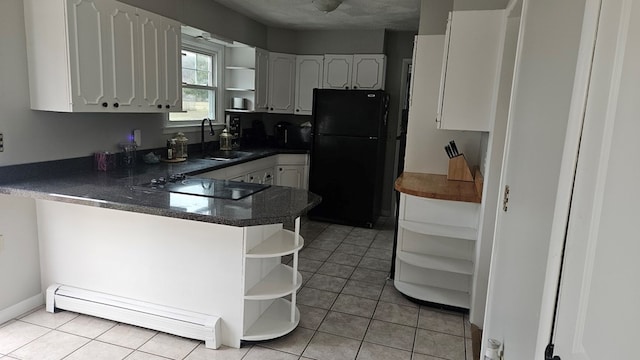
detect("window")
(168, 36), (224, 126)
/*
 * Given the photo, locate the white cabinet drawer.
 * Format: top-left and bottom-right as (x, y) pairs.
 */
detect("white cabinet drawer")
(400, 194), (480, 230)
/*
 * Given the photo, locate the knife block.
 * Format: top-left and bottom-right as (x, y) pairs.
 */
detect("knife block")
(447, 154), (474, 182)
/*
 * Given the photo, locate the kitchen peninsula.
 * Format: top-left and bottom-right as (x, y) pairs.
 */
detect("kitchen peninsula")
(0, 150), (320, 349)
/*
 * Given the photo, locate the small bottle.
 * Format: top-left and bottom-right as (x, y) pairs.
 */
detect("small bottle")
(166, 139), (174, 160)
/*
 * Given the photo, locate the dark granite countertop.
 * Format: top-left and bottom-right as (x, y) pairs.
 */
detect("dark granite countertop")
(0, 148), (321, 227)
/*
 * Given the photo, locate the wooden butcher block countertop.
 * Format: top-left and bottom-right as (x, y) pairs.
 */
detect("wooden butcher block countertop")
(394, 172), (482, 203)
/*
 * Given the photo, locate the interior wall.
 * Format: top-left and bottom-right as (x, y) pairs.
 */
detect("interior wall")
(120, 0), (268, 49)
(0, 195), (41, 321)
(482, 0), (586, 357)
(419, 0), (452, 35)
(293, 29), (386, 54)
(404, 35), (483, 175)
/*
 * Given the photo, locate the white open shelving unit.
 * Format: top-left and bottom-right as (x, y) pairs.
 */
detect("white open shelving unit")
(225, 47), (257, 112)
(242, 219), (303, 341)
(394, 194), (480, 309)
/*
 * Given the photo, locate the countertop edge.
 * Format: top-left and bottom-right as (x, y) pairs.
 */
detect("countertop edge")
(394, 172), (482, 204)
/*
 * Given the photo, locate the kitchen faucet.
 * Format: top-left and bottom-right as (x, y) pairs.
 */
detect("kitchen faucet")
(201, 118), (215, 155)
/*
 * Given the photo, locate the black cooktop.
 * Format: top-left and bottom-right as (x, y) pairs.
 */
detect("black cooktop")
(139, 175), (270, 200)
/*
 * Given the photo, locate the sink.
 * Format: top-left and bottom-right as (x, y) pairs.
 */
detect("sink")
(203, 150), (252, 161)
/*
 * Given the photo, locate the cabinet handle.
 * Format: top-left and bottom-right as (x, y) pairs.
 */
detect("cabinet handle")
(102, 102), (108, 108)
(157, 104), (162, 109)
(270, 107), (274, 111)
(345, 86), (349, 89)
(353, 86), (358, 89)
(296, 109), (299, 112)
(113, 103), (119, 108)
(279, 168), (283, 171)
(165, 105), (170, 109)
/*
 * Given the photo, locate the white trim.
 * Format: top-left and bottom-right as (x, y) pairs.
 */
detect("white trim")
(532, 0), (603, 358)
(0, 293), (44, 325)
(166, 34), (225, 128)
(480, 0), (529, 353)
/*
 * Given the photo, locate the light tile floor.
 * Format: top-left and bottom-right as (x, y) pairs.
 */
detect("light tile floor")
(0, 217), (474, 360)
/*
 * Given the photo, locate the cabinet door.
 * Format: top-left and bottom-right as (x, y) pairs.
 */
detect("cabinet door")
(294, 55), (324, 115)
(66, 0), (112, 111)
(323, 55), (353, 89)
(352, 55), (386, 90)
(107, 2), (139, 111)
(437, 10), (505, 131)
(254, 48), (270, 112)
(138, 8), (163, 110)
(160, 18), (182, 111)
(276, 165), (303, 189)
(268, 53), (296, 113)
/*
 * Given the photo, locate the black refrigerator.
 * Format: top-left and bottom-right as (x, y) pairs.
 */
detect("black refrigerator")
(308, 89), (389, 228)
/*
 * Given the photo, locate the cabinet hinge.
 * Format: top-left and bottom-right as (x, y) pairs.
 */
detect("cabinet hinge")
(545, 344), (561, 360)
(502, 185), (510, 212)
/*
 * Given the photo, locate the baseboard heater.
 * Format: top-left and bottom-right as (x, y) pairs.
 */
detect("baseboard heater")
(46, 284), (221, 349)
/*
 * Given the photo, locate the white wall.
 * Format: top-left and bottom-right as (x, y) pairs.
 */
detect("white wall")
(481, 0), (586, 357)
(404, 35), (483, 175)
(0, 195), (41, 323)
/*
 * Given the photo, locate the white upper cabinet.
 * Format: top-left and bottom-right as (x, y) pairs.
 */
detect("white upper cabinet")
(323, 54), (386, 90)
(294, 55), (323, 115)
(436, 10), (505, 131)
(323, 55), (353, 89)
(138, 8), (182, 111)
(23, 0), (181, 113)
(268, 53), (296, 114)
(255, 48), (270, 112)
(351, 55), (386, 90)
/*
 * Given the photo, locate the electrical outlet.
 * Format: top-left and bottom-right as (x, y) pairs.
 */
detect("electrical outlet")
(0, 132), (4, 152)
(133, 129), (141, 147)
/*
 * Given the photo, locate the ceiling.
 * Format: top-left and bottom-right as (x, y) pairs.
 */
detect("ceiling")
(212, 0), (422, 31)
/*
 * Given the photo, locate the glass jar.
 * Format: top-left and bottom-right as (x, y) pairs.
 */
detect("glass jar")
(174, 132), (188, 159)
(219, 128), (233, 151)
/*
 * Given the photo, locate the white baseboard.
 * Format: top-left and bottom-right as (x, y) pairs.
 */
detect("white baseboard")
(0, 293), (44, 325)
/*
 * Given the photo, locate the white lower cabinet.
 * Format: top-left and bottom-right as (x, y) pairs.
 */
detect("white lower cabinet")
(394, 193), (479, 309)
(242, 220), (303, 340)
(199, 154), (309, 189)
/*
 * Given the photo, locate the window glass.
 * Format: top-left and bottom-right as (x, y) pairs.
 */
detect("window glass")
(169, 45), (220, 124)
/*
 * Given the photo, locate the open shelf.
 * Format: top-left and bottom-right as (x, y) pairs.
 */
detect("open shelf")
(397, 251), (473, 275)
(394, 279), (470, 309)
(225, 88), (255, 92)
(399, 219), (477, 241)
(244, 264), (302, 300)
(246, 229), (304, 258)
(242, 298), (299, 341)
(226, 66), (254, 70)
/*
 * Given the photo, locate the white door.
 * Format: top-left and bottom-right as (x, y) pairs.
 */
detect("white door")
(276, 166), (302, 189)
(547, 0), (640, 358)
(254, 48), (270, 111)
(106, 2), (138, 111)
(268, 53), (296, 113)
(160, 18), (182, 111)
(67, 0), (111, 111)
(323, 55), (353, 89)
(351, 55), (385, 90)
(138, 8), (163, 110)
(294, 55), (323, 115)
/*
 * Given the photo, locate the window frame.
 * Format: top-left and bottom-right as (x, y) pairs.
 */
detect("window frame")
(165, 35), (225, 130)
